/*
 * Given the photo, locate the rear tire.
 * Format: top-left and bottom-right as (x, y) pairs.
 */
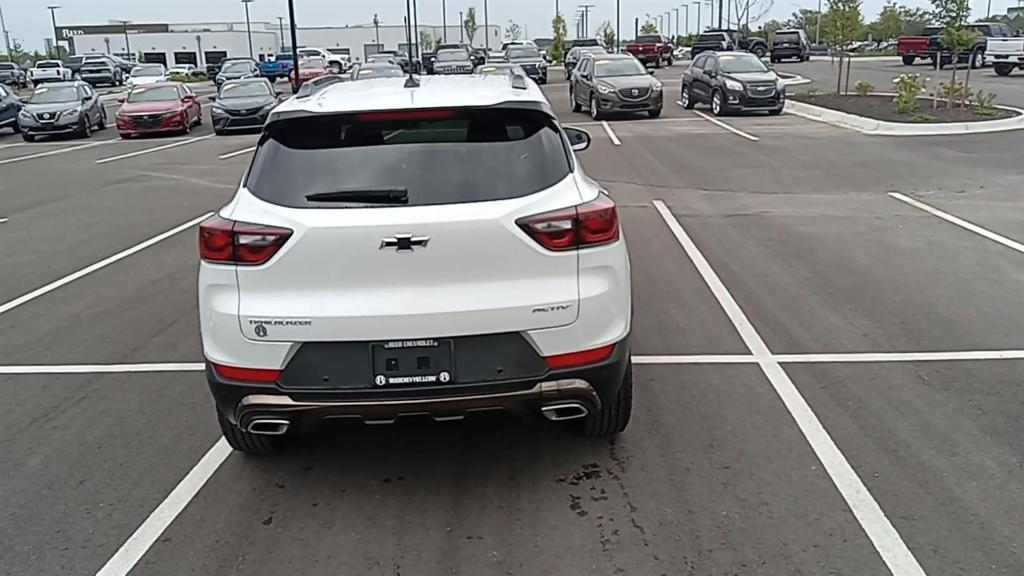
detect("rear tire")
(994, 63), (1014, 76)
(970, 49), (984, 70)
(711, 89), (726, 116)
(582, 364), (633, 438)
(570, 87), (582, 112)
(217, 410), (279, 454)
(590, 94), (603, 120)
(901, 55), (916, 65)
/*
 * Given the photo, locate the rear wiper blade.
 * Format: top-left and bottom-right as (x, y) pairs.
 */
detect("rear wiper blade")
(305, 187), (409, 204)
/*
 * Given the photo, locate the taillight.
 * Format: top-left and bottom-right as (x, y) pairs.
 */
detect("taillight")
(211, 363), (282, 383)
(517, 195), (620, 251)
(545, 344), (615, 369)
(199, 215), (292, 265)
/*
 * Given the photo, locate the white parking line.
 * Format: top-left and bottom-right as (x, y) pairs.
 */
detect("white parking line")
(889, 192), (1024, 256)
(601, 120), (622, 146)
(94, 438), (232, 576)
(219, 145), (256, 160)
(691, 109), (760, 141)
(95, 134), (215, 164)
(0, 212), (212, 317)
(0, 138), (119, 166)
(7, 349), (1024, 375)
(652, 200), (927, 576)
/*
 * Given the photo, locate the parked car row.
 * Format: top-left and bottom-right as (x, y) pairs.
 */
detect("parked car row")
(897, 21), (1022, 70)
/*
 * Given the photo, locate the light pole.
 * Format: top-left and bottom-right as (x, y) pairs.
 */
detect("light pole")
(0, 0), (11, 57)
(277, 16), (285, 51)
(683, 4), (689, 37)
(459, 11), (463, 42)
(816, 0), (822, 44)
(412, 0), (419, 59)
(666, 11), (672, 38)
(46, 5), (60, 58)
(442, 0), (447, 42)
(241, 0), (254, 59)
(483, 0), (489, 50)
(374, 13), (381, 46)
(705, 0), (713, 31)
(196, 34), (203, 67)
(615, 0), (620, 52)
(673, 8), (679, 42)
(693, 2), (701, 33)
(287, 0), (299, 91)
(114, 19), (131, 61)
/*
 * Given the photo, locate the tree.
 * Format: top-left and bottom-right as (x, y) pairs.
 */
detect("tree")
(932, 0), (977, 108)
(824, 0), (864, 93)
(419, 30), (434, 52)
(640, 21), (659, 35)
(759, 19), (785, 41)
(597, 21), (616, 50)
(870, 2), (904, 41)
(506, 20), (523, 41)
(786, 9), (828, 44)
(898, 6), (934, 35)
(550, 12), (568, 63)
(730, 0), (777, 31)
(464, 7), (478, 45)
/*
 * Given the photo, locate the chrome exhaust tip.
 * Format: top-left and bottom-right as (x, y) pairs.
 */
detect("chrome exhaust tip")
(246, 419), (291, 435)
(541, 402), (590, 422)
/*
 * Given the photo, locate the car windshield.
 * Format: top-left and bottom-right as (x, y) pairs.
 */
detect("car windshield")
(508, 46), (541, 59)
(698, 33), (726, 42)
(132, 66), (164, 77)
(594, 58), (647, 77)
(303, 58), (327, 69)
(27, 85), (79, 103)
(719, 54), (768, 73)
(436, 51), (467, 62)
(126, 86), (180, 102)
(220, 82), (272, 98)
(247, 108), (570, 208)
(636, 35), (663, 43)
(222, 62), (252, 74)
(774, 32), (801, 42)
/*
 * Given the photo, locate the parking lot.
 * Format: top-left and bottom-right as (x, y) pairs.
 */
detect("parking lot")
(3, 64), (1024, 575)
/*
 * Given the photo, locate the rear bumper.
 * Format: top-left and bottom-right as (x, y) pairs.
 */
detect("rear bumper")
(212, 111), (269, 131)
(208, 339), (630, 428)
(771, 47), (804, 58)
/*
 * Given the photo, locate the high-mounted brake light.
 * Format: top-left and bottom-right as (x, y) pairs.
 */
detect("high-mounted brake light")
(516, 195), (620, 252)
(199, 215), (292, 265)
(356, 109), (456, 122)
(212, 363), (282, 383)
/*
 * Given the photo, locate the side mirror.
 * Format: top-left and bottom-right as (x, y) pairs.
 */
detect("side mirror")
(275, 90), (284, 96)
(208, 95), (217, 101)
(82, 96), (90, 103)
(564, 126), (591, 152)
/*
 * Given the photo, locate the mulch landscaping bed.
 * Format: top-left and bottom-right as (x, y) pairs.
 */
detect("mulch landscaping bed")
(790, 93), (1017, 123)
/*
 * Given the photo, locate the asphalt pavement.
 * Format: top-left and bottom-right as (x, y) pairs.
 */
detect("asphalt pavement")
(2, 69), (1024, 575)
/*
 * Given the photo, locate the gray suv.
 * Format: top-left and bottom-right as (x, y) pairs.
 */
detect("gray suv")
(79, 57), (125, 87)
(569, 53), (664, 119)
(0, 62), (27, 88)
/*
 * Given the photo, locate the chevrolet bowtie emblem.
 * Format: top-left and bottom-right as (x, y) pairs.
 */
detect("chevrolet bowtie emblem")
(380, 234), (430, 252)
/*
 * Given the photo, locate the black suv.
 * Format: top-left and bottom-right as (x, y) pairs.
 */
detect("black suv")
(770, 29), (810, 62)
(505, 45), (548, 83)
(692, 29), (768, 58)
(680, 51), (783, 116)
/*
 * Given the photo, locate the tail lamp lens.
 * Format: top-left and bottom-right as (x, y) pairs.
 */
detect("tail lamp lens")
(517, 195), (620, 252)
(199, 215), (292, 265)
(544, 344), (616, 369)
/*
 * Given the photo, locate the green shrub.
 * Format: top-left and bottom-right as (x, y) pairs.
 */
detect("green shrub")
(892, 73), (926, 114)
(973, 90), (998, 116)
(910, 112), (937, 122)
(937, 80), (971, 105)
(853, 80), (874, 96)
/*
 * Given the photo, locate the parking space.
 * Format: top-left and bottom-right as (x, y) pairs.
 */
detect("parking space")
(3, 67), (1024, 576)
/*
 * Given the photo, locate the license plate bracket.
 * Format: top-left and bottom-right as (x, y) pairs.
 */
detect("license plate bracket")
(371, 339), (454, 387)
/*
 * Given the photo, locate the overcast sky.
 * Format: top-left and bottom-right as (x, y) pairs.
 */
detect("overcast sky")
(4, 0), (1014, 51)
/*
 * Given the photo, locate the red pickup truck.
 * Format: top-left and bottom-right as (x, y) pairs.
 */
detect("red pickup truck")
(897, 26), (941, 65)
(625, 35), (674, 67)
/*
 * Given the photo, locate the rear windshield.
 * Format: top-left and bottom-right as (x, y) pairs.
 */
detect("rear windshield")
(774, 32), (801, 42)
(697, 33), (726, 42)
(246, 108), (570, 208)
(0, 63), (14, 70)
(38, 62), (60, 69)
(636, 35), (663, 43)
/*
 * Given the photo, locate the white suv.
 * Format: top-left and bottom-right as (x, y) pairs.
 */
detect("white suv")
(198, 74), (633, 453)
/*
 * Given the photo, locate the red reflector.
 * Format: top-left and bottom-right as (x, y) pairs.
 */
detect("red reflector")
(356, 109), (457, 122)
(212, 363), (282, 383)
(199, 216), (292, 266)
(545, 344), (616, 370)
(517, 195), (620, 252)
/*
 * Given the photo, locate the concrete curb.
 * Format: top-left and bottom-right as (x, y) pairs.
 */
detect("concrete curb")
(809, 55), (899, 63)
(783, 97), (1024, 136)
(777, 72), (812, 87)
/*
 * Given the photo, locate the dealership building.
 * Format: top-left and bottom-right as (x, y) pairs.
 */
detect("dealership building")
(57, 21), (502, 67)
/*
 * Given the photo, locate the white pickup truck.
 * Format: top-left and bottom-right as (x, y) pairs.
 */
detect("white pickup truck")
(28, 60), (73, 84)
(986, 37), (1024, 76)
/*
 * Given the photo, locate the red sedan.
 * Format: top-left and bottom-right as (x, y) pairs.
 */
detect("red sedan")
(115, 82), (203, 138)
(290, 57), (330, 93)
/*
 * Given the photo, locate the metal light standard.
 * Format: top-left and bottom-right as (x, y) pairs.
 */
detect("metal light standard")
(442, 0), (447, 42)
(241, 0), (255, 59)
(483, 0), (489, 51)
(277, 16), (285, 50)
(666, 11), (672, 39)
(0, 0), (11, 56)
(46, 5), (60, 58)
(114, 19), (131, 61)
(693, 1), (701, 33)
(287, 0), (299, 91)
(683, 4), (689, 37)
(673, 8), (679, 42)
(459, 11), (463, 42)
